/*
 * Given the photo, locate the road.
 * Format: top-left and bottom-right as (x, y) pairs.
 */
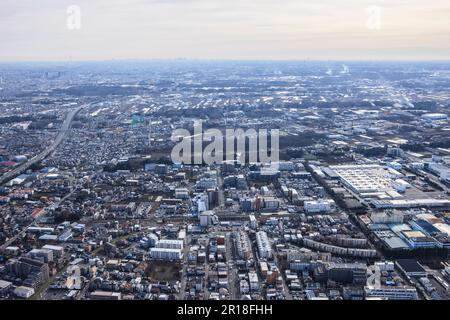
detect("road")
(0, 106), (83, 251)
(225, 232), (239, 300)
(178, 233), (190, 300)
(0, 106), (84, 186)
(217, 167), (225, 208)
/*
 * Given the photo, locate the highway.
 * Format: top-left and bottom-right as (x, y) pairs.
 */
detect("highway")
(0, 106), (84, 186)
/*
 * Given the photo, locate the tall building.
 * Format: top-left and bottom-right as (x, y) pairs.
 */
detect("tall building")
(6, 257), (50, 289)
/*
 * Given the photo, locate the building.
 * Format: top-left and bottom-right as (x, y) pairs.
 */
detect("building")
(375, 261), (395, 272)
(326, 262), (367, 285)
(248, 271), (259, 292)
(240, 280), (250, 295)
(426, 162), (450, 182)
(262, 197), (280, 212)
(422, 113), (448, 121)
(199, 210), (219, 227)
(256, 231), (272, 259)
(302, 238), (377, 258)
(42, 245), (64, 259)
(155, 239), (183, 250)
(372, 198), (450, 209)
(329, 164), (392, 194)
(175, 188), (189, 199)
(6, 257), (50, 289)
(304, 199), (335, 214)
(275, 161), (295, 171)
(395, 259), (427, 278)
(196, 177), (217, 190)
(370, 211), (404, 224)
(240, 198), (255, 212)
(249, 215), (257, 229)
(28, 248), (53, 263)
(234, 231), (253, 260)
(13, 286), (35, 299)
(392, 179), (410, 193)
(150, 247), (182, 261)
(90, 291), (122, 300)
(0, 280), (12, 295)
(364, 285), (418, 300)
(400, 230), (436, 248)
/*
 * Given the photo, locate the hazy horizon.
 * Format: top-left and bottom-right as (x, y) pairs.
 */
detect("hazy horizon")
(1, 0), (450, 62)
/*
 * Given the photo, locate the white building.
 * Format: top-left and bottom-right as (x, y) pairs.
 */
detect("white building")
(304, 199), (335, 214)
(422, 113), (447, 121)
(370, 211), (404, 224)
(155, 239), (183, 250)
(392, 179), (410, 193)
(427, 162), (450, 182)
(329, 164), (393, 194)
(364, 285), (418, 300)
(249, 215), (257, 229)
(14, 286), (35, 298)
(375, 261), (395, 272)
(256, 231), (272, 259)
(175, 188), (189, 199)
(263, 197), (280, 211)
(42, 245), (64, 259)
(248, 271), (259, 292)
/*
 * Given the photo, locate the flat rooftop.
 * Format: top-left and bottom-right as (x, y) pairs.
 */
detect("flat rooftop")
(396, 259), (426, 274)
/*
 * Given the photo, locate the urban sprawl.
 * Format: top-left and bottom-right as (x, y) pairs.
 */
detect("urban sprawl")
(1, 61), (450, 301)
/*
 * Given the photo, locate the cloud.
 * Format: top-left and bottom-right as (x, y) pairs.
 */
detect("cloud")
(0, 0), (449, 61)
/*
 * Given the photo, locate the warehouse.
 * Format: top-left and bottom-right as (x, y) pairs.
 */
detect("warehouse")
(395, 259), (427, 278)
(329, 164), (392, 194)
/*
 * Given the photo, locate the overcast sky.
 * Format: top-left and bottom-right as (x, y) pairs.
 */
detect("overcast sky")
(1, 0), (450, 61)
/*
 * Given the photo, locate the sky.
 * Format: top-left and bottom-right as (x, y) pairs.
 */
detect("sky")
(1, 0), (450, 62)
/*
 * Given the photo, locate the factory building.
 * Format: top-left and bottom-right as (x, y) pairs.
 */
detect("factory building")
(370, 211), (404, 224)
(426, 162), (450, 182)
(395, 259), (427, 278)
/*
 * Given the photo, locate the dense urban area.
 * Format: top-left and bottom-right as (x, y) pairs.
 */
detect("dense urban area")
(1, 60), (450, 300)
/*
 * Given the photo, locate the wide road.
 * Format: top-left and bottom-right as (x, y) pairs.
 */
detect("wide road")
(0, 106), (84, 186)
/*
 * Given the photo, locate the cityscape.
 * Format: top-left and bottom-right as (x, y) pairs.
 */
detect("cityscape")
(0, 60), (450, 302)
(1, 0), (450, 313)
